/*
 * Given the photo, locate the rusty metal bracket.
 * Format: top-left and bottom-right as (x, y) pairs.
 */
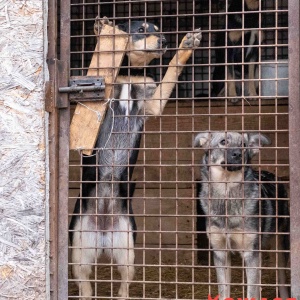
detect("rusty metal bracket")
(59, 77), (105, 102)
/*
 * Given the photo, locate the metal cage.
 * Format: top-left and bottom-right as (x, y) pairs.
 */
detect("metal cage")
(47, 0), (300, 299)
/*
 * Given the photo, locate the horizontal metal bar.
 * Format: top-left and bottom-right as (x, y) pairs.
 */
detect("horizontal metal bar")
(59, 85), (105, 93)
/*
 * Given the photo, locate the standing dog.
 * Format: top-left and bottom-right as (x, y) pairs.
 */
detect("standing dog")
(212, 0), (264, 102)
(69, 17), (202, 299)
(194, 131), (289, 300)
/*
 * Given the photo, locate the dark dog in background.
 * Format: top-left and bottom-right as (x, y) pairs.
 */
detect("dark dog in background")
(212, 0), (264, 102)
(69, 17), (202, 299)
(194, 131), (289, 300)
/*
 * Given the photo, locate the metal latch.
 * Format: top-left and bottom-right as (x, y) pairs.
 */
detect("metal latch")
(59, 77), (105, 101)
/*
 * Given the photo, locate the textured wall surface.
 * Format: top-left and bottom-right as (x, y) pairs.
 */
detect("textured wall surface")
(0, 0), (47, 298)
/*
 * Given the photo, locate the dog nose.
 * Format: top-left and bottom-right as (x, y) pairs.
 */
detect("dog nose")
(231, 149), (242, 158)
(161, 37), (167, 48)
(227, 148), (242, 163)
(226, 148), (243, 171)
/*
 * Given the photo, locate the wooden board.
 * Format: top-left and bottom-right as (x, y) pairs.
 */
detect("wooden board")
(70, 23), (128, 155)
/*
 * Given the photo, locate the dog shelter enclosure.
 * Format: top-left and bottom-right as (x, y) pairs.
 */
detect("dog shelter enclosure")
(47, 0), (300, 299)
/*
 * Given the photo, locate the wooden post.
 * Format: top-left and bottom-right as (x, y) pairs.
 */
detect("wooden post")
(70, 22), (128, 155)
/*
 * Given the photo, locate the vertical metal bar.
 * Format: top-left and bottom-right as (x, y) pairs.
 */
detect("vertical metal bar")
(288, 0), (300, 297)
(57, 0), (70, 298)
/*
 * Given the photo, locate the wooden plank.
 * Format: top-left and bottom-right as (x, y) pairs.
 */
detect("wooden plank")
(70, 22), (128, 155)
(69, 101), (289, 189)
(69, 102), (289, 161)
(69, 99), (288, 155)
(69, 164), (290, 191)
(144, 103), (289, 133)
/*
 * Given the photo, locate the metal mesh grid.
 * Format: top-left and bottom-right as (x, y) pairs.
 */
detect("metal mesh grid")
(67, 0), (290, 299)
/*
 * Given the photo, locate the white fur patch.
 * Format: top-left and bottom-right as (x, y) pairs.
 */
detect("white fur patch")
(119, 83), (132, 116)
(210, 165), (243, 190)
(246, 30), (258, 57)
(142, 23), (149, 29)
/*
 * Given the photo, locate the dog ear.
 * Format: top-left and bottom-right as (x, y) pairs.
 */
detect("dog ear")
(194, 132), (210, 148)
(246, 133), (271, 157)
(116, 23), (127, 33)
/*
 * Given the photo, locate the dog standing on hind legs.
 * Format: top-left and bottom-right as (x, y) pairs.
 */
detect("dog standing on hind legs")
(194, 131), (290, 300)
(69, 17), (202, 300)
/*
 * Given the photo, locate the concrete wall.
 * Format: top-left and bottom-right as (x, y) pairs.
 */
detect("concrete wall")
(0, 1), (48, 298)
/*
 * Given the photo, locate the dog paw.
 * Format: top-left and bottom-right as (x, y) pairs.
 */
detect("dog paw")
(229, 97), (240, 104)
(183, 29), (202, 48)
(247, 92), (258, 102)
(94, 16), (113, 35)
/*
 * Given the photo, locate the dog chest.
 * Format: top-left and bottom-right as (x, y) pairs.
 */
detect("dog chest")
(210, 166), (243, 187)
(200, 179), (259, 230)
(115, 75), (157, 103)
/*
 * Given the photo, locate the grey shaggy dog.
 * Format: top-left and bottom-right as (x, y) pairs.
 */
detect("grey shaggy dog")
(194, 131), (290, 300)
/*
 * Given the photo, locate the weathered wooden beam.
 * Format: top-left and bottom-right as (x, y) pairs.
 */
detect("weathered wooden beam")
(70, 19), (128, 155)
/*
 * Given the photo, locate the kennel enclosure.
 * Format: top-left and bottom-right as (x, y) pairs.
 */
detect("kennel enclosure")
(45, 0), (300, 299)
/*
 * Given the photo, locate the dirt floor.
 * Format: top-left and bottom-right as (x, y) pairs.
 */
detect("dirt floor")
(68, 252), (289, 299)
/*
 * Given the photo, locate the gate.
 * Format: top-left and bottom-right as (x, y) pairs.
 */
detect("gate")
(47, 0), (300, 298)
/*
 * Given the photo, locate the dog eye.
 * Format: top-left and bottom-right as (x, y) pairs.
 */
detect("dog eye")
(138, 27), (145, 33)
(220, 139), (226, 146)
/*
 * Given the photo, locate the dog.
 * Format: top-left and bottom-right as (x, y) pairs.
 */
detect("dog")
(194, 131), (289, 300)
(212, 0), (264, 102)
(69, 17), (202, 299)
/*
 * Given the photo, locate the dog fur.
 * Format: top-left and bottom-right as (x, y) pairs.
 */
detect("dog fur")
(194, 131), (289, 300)
(212, 0), (264, 102)
(69, 18), (202, 300)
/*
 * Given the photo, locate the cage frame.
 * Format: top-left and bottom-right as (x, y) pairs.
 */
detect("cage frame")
(46, 0), (300, 298)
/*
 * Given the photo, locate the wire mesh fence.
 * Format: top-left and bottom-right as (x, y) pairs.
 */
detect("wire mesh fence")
(66, 0), (290, 299)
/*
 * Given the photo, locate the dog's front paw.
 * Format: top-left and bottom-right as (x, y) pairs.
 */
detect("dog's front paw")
(229, 97), (240, 104)
(172, 29), (202, 66)
(247, 91), (258, 102)
(183, 29), (202, 49)
(94, 16), (113, 35)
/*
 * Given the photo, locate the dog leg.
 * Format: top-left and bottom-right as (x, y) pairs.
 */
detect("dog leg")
(145, 29), (202, 116)
(72, 228), (98, 300)
(111, 218), (135, 299)
(248, 60), (258, 99)
(213, 250), (231, 300)
(117, 255), (135, 300)
(243, 250), (260, 300)
(278, 253), (289, 299)
(227, 68), (238, 103)
(227, 31), (242, 103)
(72, 263), (93, 300)
(209, 227), (230, 300)
(277, 235), (289, 299)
